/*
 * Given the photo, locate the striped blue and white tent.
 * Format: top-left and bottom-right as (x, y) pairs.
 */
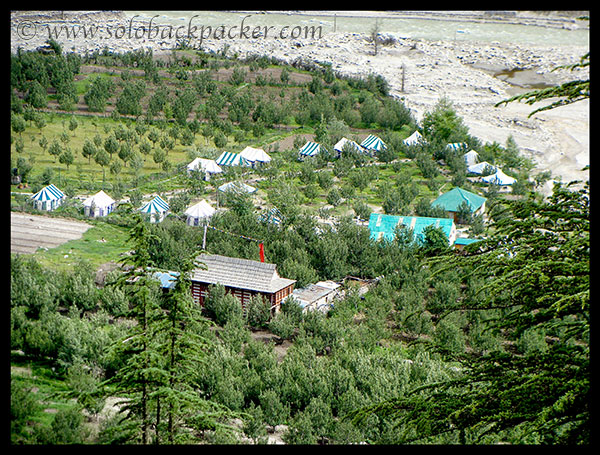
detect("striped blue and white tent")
(216, 151), (249, 167)
(447, 142), (468, 152)
(361, 134), (387, 152)
(299, 141), (321, 158)
(140, 195), (169, 223)
(31, 184), (65, 211)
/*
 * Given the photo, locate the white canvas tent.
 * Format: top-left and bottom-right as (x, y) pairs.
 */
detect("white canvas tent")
(187, 158), (223, 180)
(217, 181), (257, 194)
(467, 161), (497, 175)
(83, 190), (116, 217)
(482, 169), (516, 186)
(403, 130), (423, 146)
(239, 146), (271, 166)
(185, 200), (216, 226)
(333, 137), (363, 155)
(463, 150), (479, 166)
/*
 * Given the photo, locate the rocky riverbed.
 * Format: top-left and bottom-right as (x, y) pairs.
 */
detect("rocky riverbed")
(11, 10), (589, 195)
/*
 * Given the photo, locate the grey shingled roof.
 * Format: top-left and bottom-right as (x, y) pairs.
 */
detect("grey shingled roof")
(192, 254), (295, 294)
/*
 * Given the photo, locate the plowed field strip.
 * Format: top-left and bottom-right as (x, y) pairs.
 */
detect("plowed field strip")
(11, 213), (91, 254)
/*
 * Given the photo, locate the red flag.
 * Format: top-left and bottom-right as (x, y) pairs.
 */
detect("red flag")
(259, 243), (265, 262)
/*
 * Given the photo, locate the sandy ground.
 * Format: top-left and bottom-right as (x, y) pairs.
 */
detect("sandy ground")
(11, 10), (589, 196)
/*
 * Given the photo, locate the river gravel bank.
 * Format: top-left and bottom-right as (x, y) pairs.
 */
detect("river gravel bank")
(11, 10), (589, 194)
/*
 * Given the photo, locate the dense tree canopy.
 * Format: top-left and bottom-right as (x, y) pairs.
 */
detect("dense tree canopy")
(350, 182), (590, 444)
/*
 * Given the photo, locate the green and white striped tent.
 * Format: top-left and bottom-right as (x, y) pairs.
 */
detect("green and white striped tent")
(140, 195), (169, 223)
(31, 184), (65, 211)
(299, 141), (321, 158)
(361, 134), (387, 152)
(260, 207), (284, 225)
(216, 151), (249, 167)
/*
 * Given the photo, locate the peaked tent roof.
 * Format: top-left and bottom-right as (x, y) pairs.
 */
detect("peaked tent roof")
(368, 213), (455, 245)
(447, 142), (468, 151)
(482, 169), (517, 185)
(299, 141), (321, 157)
(334, 137), (363, 153)
(467, 161), (497, 175)
(218, 181), (257, 194)
(216, 151), (249, 166)
(140, 195), (169, 214)
(83, 190), (115, 208)
(192, 253), (296, 294)
(403, 130), (423, 146)
(184, 200), (216, 219)
(239, 146), (271, 163)
(432, 187), (487, 213)
(463, 150), (479, 166)
(361, 134), (387, 151)
(31, 184), (65, 201)
(187, 157), (223, 174)
(260, 207), (284, 225)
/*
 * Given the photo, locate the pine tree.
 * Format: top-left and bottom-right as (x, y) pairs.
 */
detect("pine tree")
(350, 182), (590, 444)
(103, 213), (164, 444)
(152, 252), (233, 444)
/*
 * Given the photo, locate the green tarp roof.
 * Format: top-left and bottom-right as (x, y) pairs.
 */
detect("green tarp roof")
(432, 187), (486, 212)
(368, 213), (454, 245)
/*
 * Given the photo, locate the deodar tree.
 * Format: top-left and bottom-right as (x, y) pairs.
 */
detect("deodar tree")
(350, 182), (589, 444)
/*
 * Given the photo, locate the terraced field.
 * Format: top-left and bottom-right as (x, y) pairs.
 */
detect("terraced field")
(11, 212), (91, 255)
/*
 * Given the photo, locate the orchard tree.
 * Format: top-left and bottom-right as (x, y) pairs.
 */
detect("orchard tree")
(59, 148), (74, 171)
(94, 148), (110, 183)
(81, 139), (97, 164)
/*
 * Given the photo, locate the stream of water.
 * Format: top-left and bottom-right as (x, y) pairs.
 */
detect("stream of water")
(126, 11), (589, 47)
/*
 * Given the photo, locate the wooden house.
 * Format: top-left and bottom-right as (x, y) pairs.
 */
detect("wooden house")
(190, 254), (296, 312)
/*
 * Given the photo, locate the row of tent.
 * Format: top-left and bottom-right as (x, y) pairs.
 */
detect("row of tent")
(403, 131), (517, 186)
(186, 147), (272, 181)
(299, 134), (387, 159)
(215, 146), (272, 168)
(461, 149), (517, 185)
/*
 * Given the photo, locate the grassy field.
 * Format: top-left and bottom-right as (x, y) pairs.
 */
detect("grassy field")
(31, 218), (132, 272)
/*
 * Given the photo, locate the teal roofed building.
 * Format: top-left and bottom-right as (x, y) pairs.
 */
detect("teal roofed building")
(432, 187), (486, 223)
(368, 213), (457, 246)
